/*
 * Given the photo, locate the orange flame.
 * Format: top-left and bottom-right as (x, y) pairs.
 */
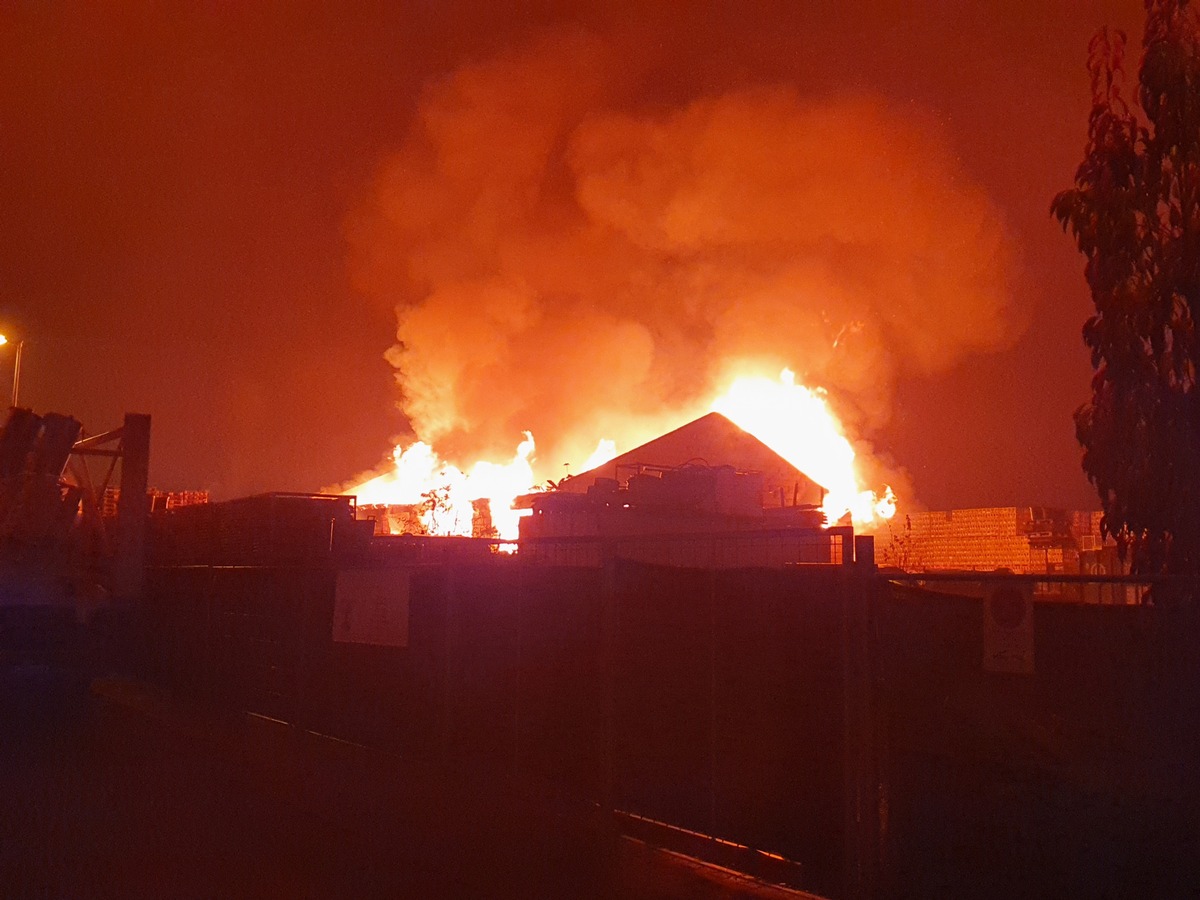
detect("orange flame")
(353, 433), (535, 539)
(711, 369), (895, 525)
(349, 370), (894, 536)
(579, 438), (617, 472)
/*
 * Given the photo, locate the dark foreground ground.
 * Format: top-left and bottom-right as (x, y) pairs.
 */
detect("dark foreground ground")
(0, 674), (810, 900)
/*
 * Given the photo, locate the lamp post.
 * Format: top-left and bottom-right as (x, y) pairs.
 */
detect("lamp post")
(0, 335), (24, 408)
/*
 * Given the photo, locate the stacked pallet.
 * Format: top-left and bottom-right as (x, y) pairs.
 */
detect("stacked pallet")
(103, 487), (209, 517)
(900, 507), (1034, 573)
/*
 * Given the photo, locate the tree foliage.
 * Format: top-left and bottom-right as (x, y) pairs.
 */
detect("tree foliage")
(1052, 0), (1200, 579)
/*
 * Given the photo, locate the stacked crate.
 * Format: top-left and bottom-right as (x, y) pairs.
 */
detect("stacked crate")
(104, 487), (209, 516)
(1070, 509), (1109, 549)
(902, 507), (1035, 572)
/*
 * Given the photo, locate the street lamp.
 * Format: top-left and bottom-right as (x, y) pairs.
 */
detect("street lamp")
(0, 335), (24, 408)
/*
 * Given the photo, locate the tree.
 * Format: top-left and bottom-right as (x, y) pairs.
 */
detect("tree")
(1052, 0), (1200, 584)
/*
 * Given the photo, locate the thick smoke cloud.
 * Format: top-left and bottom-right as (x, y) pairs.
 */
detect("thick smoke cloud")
(349, 29), (1018, 487)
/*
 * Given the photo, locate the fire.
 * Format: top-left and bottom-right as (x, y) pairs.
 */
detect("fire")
(352, 433), (535, 539)
(711, 369), (895, 526)
(579, 438), (617, 472)
(348, 370), (893, 537)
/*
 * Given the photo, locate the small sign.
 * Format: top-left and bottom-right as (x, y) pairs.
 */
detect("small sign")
(983, 583), (1034, 674)
(333, 569), (410, 647)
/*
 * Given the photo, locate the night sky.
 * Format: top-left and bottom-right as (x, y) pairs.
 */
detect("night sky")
(0, 1), (1146, 510)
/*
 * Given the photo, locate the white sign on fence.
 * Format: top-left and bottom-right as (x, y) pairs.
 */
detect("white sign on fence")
(983, 582), (1034, 674)
(333, 569), (410, 647)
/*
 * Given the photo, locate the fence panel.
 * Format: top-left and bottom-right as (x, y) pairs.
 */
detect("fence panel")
(140, 556), (872, 898)
(879, 577), (1200, 898)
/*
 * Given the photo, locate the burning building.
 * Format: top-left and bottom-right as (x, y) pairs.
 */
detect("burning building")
(346, 368), (896, 548)
(553, 412), (825, 510)
(518, 412), (841, 568)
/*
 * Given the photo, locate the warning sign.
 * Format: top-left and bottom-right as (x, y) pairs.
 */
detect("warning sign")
(333, 569), (410, 647)
(983, 583), (1034, 674)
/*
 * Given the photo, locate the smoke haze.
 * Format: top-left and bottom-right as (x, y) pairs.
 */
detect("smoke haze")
(350, 28), (1017, 490)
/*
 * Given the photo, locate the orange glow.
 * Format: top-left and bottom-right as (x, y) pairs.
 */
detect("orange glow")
(352, 433), (535, 539)
(710, 369), (895, 526)
(350, 370), (893, 535)
(579, 438), (617, 472)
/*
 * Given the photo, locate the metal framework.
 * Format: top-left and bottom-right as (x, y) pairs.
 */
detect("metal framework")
(65, 413), (151, 601)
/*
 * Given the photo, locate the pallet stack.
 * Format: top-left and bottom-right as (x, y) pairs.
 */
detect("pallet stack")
(899, 507), (1035, 572)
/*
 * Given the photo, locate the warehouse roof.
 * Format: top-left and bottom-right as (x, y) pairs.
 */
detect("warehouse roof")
(556, 412), (826, 509)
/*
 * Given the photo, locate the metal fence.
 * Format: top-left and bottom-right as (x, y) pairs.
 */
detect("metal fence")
(878, 571), (1200, 898)
(139, 555), (877, 899)
(137, 542), (1200, 899)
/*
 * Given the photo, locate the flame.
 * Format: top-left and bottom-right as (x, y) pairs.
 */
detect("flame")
(710, 369), (895, 526)
(349, 370), (893, 537)
(353, 433), (535, 539)
(579, 438), (617, 472)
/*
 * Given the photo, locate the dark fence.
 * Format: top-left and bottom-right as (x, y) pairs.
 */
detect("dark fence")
(139, 557), (874, 899)
(136, 511), (1200, 899)
(139, 566), (336, 723)
(879, 576), (1200, 899)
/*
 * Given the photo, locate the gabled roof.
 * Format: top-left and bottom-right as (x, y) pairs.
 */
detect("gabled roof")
(559, 411), (826, 506)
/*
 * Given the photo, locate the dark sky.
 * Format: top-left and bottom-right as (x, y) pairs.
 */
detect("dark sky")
(0, 1), (1145, 510)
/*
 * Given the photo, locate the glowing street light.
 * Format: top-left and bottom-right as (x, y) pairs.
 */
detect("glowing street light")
(0, 334), (24, 408)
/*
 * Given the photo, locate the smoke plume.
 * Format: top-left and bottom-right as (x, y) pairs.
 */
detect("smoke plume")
(348, 29), (1018, 487)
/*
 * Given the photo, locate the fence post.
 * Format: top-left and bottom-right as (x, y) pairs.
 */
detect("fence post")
(709, 566), (719, 837)
(205, 565), (217, 706)
(292, 568), (316, 736)
(513, 563), (524, 780)
(440, 565), (457, 765)
(843, 534), (881, 899)
(601, 551), (618, 814)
